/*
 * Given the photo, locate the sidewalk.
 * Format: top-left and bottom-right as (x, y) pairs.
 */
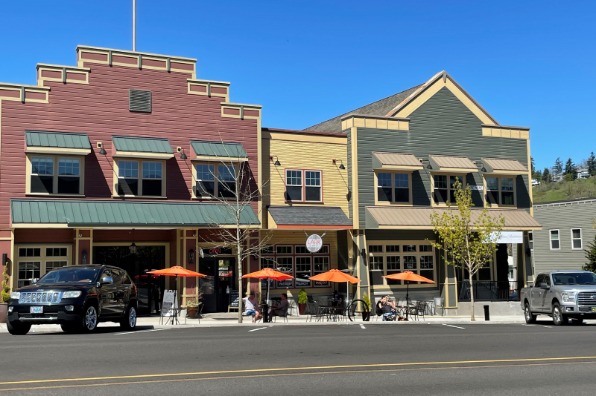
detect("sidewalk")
(0, 311), (525, 333)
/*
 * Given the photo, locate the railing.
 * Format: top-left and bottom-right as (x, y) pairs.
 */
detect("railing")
(458, 280), (519, 302)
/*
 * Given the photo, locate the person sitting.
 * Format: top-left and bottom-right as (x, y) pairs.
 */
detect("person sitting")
(243, 293), (262, 322)
(269, 293), (289, 321)
(377, 295), (399, 321)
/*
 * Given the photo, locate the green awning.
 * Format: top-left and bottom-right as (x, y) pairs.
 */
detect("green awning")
(25, 131), (91, 155)
(191, 140), (248, 161)
(113, 136), (174, 159)
(11, 199), (260, 228)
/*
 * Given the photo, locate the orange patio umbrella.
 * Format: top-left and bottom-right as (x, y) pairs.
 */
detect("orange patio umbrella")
(147, 266), (207, 310)
(384, 271), (435, 305)
(242, 268), (293, 302)
(310, 269), (360, 304)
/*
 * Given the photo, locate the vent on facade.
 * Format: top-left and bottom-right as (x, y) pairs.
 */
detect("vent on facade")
(129, 89), (152, 113)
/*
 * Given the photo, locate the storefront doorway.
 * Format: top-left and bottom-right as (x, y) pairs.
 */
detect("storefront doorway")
(93, 245), (166, 315)
(199, 252), (236, 313)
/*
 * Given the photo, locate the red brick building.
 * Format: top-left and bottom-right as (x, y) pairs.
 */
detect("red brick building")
(0, 46), (262, 313)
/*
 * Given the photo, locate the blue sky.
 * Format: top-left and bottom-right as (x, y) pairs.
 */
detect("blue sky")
(1, 1), (594, 171)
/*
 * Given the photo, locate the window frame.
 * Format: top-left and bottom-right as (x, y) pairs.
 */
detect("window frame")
(115, 159), (166, 198)
(367, 241), (436, 286)
(375, 171), (412, 205)
(485, 175), (516, 207)
(284, 169), (322, 203)
(260, 243), (330, 289)
(432, 174), (464, 206)
(27, 154), (84, 196)
(192, 161), (239, 199)
(571, 228), (583, 250)
(15, 245), (70, 288)
(549, 229), (561, 250)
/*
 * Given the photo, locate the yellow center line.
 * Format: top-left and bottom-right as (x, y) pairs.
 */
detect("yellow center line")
(1, 356), (596, 386)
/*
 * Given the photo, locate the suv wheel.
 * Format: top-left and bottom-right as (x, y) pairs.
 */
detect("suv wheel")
(120, 305), (137, 331)
(552, 303), (568, 326)
(7, 320), (31, 335)
(82, 304), (98, 332)
(524, 303), (536, 324)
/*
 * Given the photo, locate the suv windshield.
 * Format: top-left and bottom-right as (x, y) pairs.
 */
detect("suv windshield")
(37, 267), (100, 284)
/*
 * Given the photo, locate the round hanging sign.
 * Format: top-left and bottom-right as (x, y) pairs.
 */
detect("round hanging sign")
(306, 234), (323, 253)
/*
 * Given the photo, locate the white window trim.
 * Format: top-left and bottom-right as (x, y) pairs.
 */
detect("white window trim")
(374, 171), (413, 205)
(284, 169), (323, 203)
(114, 158), (166, 198)
(549, 229), (561, 251)
(484, 175), (516, 207)
(571, 228), (583, 250)
(26, 154), (85, 196)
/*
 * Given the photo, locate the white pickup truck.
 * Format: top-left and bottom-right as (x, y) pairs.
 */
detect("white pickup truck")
(520, 270), (596, 325)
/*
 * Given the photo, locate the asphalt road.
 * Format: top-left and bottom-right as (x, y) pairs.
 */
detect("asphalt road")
(1, 320), (596, 395)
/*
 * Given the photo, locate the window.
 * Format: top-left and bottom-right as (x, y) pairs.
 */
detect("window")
(16, 245), (69, 287)
(433, 175), (463, 204)
(571, 228), (582, 250)
(29, 156), (82, 195)
(550, 229), (560, 250)
(368, 242), (436, 285)
(486, 176), (515, 206)
(117, 160), (163, 197)
(528, 231), (533, 250)
(194, 163), (238, 199)
(377, 172), (410, 203)
(285, 170), (322, 202)
(260, 244), (330, 288)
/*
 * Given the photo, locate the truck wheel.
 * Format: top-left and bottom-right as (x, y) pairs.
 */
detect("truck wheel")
(552, 303), (568, 326)
(7, 320), (31, 335)
(82, 304), (98, 332)
(120, 304), (137, 331)
(524, 303), (536, 324)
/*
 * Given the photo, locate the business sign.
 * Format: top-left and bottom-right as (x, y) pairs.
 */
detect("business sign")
(306, 234), (323, 253)
(490, 231), (523, 244)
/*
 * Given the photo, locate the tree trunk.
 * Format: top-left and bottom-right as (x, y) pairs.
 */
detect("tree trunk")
(469, 271), (475, 321)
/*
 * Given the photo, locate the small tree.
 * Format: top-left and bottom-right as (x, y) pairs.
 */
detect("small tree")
(583, 234), (596, 272)
(541, 168), (551, 183)
(1, 265), (11, 303)
(553, 157), (563, 176)
(430, 181), (504, 321)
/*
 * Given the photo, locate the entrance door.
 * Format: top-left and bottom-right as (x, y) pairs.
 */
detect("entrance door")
(199, 256), (236, 313)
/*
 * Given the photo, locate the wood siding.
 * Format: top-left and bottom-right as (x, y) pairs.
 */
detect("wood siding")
(0, 60), (260, 226)
(355, 87), (531, 228)
(532, 200), (596, 273)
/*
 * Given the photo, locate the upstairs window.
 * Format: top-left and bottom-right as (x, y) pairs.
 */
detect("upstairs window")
(433, 175), (463, 204)
(550, 229), (560, 250)
(285, 169), (322, 202)
(194, 163), (237, 199)
(117, 160), (163, 197)
(571, 228), (582, 250)
(376, 172), (411, 204)
(29, 156), (82, 195)
(486, 176), (515, 206)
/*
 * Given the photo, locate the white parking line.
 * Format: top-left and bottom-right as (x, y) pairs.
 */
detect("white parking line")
(442, 324), (466, 330)
(249, 327), (268, 332)
(117, 328), (166, 335)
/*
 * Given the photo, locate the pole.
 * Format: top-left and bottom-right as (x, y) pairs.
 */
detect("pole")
(132, 0), (136, 51)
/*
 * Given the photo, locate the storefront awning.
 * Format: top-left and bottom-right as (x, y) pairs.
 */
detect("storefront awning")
(481, 158), (528, 175)
(372, 152), (423, 171)
(10, 199), (260, 228)
(428, 154), (478, 173)
(366, 206), (541, 231)
(268, 206), (352, 230)
(190, 140), (248, 162)
(25, 130), (91, 155)
(112, 136), (174, 159)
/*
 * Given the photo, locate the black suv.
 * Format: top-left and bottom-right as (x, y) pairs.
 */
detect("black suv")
(7, 265), (138, 335)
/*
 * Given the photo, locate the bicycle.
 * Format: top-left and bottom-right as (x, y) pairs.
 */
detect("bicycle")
(346, 299), (370, 321)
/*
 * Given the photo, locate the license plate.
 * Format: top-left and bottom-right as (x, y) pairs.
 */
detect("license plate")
(30, 306), (43, 314)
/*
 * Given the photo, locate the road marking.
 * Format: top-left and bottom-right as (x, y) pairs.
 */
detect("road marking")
(116, 328), (166, 335)
(249, 327), (267, 332)
(359, 324), (366, 330)
(442, 324), (466, 329)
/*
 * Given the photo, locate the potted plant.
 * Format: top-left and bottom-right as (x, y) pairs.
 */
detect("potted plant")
(298, 288), (308, 315)
(0, 265), (11, 323)
(361, 293), (371, 321)
(185, 296), (200, 319)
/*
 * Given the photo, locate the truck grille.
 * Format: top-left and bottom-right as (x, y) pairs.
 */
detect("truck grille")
(19, 292), (62, 304)
(577, 292), (596, 306)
